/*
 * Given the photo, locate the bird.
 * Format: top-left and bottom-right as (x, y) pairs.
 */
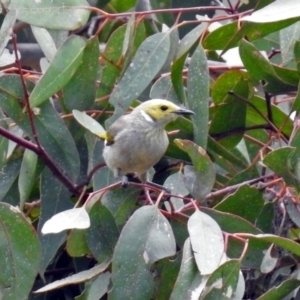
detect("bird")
(102, 99), (194, 186)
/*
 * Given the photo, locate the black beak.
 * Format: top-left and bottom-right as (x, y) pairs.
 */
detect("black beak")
(175, 108), (195, 115)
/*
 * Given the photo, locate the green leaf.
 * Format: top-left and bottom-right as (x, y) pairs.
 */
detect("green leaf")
(246, 95), (292, 138)
(63, 37), (99, 112)
(155, 256), (181, 300)
(210, 70), (250, 148)
(215, 185), (264, 223)
(150, 76), (180, 103)
(110, 206), (176, 299)
(239, 39), (294, 93)
(38, 168), (73, 275)
(107, 31), (171, 125)
(73, 110), (106, 136)
(241, 0), (300, 23)
(0, 157), (22, 205)
(41, 207), (90, 234)
(18, 149), (38, 209)
(9, 0), (90, 30)
(31, 26), (57, 62)
(188, 210), (224, 275)
(202, 260), (240, 299)
(202, 207), (261, 235)
(175, 139), (216, 200)
(67, 229), (89, 257)
(207, 137), (248, 170)
(36, 259), (111, 293)
(263, 147), (299, 191)
(0, 75), (81, 182)
(85, 202), (119, 262)
(101, 185), (140, 228)
(170, 238), (203, 300)
(75, 272), (111, 300)
(30, 35), (86, 107)
(240, 233), (300, 257)
(280, 22), (300, 66)
(203, 22), (238, 50)
(0, 9), (17, 56)
(0, 202), (41, 300)
(257, 279), (300, 300)
(187, 45), (209, 149)
(176, 23), (206, 59)
(97, 25), (126, 99)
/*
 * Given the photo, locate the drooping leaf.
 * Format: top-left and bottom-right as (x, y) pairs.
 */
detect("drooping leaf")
(175, 139), (216, 200)
(41, 207), (90, 234)
(107, 31), (171, 125)
(85, 202), (119, 262)
(30, 35), (86, 107)
(215, 185), (264, 223)
(187, 45), (209, 149)
(9, 0), (90, 30)
(0, 202), (41, 300)
(18, 149), (38, 209)
(37, 168), (73, 275)
(188, 210), (224, 275)
(170, 238), (204, 300)
(36, 259), (111, 293)
(110, 206), (176, 299)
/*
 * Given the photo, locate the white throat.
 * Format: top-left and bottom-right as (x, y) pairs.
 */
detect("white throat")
(140, 110), (155, 123)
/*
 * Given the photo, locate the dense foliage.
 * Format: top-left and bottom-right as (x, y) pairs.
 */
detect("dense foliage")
(1, 0), (300, 299)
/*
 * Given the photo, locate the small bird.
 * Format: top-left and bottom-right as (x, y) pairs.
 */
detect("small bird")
(102, 99), (194, 185)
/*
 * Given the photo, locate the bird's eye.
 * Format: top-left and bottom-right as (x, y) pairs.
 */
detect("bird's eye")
(160, 105), (168, 111)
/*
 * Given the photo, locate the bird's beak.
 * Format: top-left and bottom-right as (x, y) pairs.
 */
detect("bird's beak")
(174, 108), (195, 115)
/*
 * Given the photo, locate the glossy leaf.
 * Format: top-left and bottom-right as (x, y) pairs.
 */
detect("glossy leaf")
(63, 37), (99, 112)
(203, 22), (238, 50)
(110, 206), (176, 299)
(30, 35), (86, 107)
(73, 110), (106, 136)
(210, 70), (250, 148)
(241, 0), (300, 23)
(0, 9), (17, 56)
(101, 185), (140, 228)
(18, 149), (38, 209)
(75, 272), (111, 300)
(187, 45), (209, 149)
(9, 0), (90, 30)
(0, 75), (81, 182)
(170, 238), (204, 300)
(240, 233), (300, 257)
(215, 185), (264, 223)
(175, 139), (216, 200)
(263, 147), (299, 191)
(239, 39), (294, 93)
(107, 31), (171, 125)
(0, 202), (41, 300)
(37, 168), (73, 275)
(66, 229), (89, 257)
(0, 157), (22, 205)
(201, 260), (240, 299)
(188, 210), (224, 275)
(150, 76), (180, 103)
(85, 202), (119, 262)
(31, 26), (57, 62)
(36, 259), (111, 293)
(256, 279), (300, 299)
(42, 207), (90, 234)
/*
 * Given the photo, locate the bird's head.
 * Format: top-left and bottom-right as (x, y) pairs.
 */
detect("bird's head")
(133, 99), (194, 126)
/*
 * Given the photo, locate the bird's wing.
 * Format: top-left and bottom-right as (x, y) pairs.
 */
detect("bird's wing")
(105, 115), (130, 145)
